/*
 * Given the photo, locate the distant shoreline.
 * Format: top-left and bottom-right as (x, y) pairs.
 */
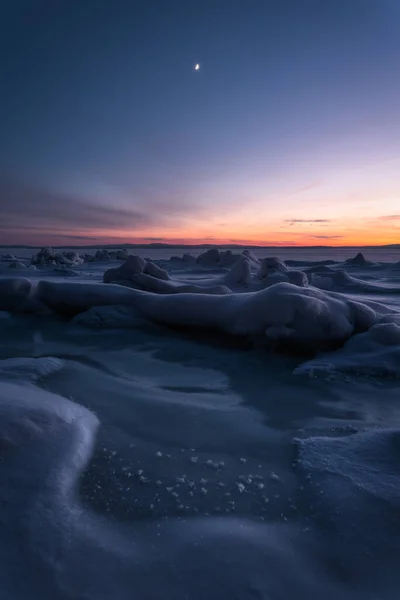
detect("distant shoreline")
(1, 243), (399, 250)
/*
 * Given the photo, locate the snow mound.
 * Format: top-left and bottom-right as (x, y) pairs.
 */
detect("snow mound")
(92, 249), (113, 262)
(183, 253), (196, 264)
(143, 261), (169, 281)
(286, 270), (308, 287)
(197, 248), (221, 267)
(196, 248), (259, 269)
(258, 257), (288, 279)
(345, 252), (375, 267)
(31, 247), (84, 267)
(112, 249), (130, 261)
(258, 270), (308, 289)
(222, 257), (252, 288)
(242, 249), (260, 264)
(103, 255), (146, 283)
(294, 322), (400, 377)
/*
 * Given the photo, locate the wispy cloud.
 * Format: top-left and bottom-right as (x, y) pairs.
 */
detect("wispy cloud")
(0, 175), (153, 232)
(378, 215), (400, 220)
(311, 235), (344, 239)
(285, 219), (330, 224)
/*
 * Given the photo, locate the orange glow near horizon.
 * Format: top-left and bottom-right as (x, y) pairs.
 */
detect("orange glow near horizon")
(25, 219), (398, 247)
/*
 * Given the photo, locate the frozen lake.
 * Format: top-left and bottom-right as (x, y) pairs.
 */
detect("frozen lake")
(1, 245), (400, 599)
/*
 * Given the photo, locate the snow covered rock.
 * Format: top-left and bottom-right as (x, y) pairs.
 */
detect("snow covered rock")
(103, 255), (146, 283)
(242, 249), (260, 265)
(258, 257), (288, 279)
(196, 248), (221, 267)
(106, 249), (130, 261)
(93, 249), (113, 262)
(183, 253), (196, 264)
(30, 247), (83, 267)
(222, 257), (252, 288)
(286, 270), (308, 287)
(345, 252), (375, 267)
(143, 261), (169, 281)
(31, 247), (58, 266)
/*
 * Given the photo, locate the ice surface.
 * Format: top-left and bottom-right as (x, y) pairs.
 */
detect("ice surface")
(296, 429), (400, 593)
(1, 246), (400, 599)
(295, 322), (400, 376)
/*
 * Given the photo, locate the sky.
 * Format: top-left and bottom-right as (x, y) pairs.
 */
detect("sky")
(1, 0), (400, 247)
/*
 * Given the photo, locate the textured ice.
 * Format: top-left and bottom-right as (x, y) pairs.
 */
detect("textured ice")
(0, 381), (350, 600)
(0, 274), (387, 352)
(0, 356), (64, 382)
(297, 428), (400, 504)
(311, 268), (400, 293)
(294, 322), (400, 377)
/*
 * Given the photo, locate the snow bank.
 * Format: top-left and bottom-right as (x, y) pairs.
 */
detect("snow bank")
(258, 257), (288, 279)
(294, 322), (400, 377)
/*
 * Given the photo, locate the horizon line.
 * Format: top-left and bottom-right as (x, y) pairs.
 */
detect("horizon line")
(1, 243), (399, 250)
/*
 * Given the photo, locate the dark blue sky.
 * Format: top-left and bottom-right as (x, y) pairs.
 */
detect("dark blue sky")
(1, 0), (400, 245)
